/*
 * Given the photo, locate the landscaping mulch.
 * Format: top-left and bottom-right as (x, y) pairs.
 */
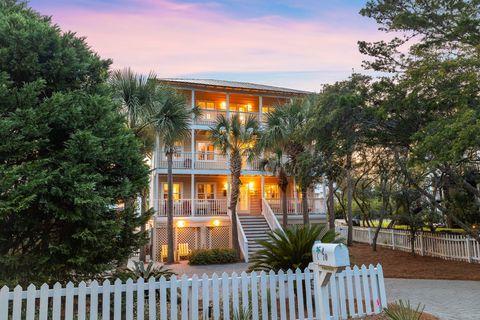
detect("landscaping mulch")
(349, 242), (480, 281)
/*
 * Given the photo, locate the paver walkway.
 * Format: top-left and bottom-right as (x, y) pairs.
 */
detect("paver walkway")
(167, 262), (480, 320)
(385, 278), (480, 320)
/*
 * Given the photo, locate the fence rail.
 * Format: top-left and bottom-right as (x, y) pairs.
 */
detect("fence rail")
(0, 265), (386, 320)
(337, 226), (480, 264)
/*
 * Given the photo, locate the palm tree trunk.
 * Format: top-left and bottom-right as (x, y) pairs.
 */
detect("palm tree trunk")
(346, 153), (353, 246)
(167, 151), (175, 264)
(139, 188), (148, 261)
(328, 177), (335, 230)
(279, 169), (289, 229)
(301, 187), (310, 225)
(230, 152), (242, 258)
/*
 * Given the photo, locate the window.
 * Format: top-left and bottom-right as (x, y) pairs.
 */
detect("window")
(262, 105), (275, 114)
(197, 183), (215, 199)
(264, 183), (279, 199)
(197, 142), (215, 161)
(231, 103), (253, 112)
(197, 100), (215, 109)
(163, 183), (181, 200)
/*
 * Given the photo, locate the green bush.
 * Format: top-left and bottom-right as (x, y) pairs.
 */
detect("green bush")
(188, 248), (239, 265)
(384, 300), (424, 320)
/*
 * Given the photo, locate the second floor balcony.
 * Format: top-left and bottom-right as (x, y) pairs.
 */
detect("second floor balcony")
(194, 109), (262, 127)
(157, 152), (263, 172)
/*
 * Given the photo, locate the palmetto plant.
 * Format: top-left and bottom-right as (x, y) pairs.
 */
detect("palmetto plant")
(384, 300), (425, 320)
(209, 114), (260, 257)
(248, 224), (343, 272)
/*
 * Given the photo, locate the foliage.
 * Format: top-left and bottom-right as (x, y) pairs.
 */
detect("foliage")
(188, 248), (239, 265)
(209, 114), (260, 257)
(384, 300), (425, 320)
(0, 1), (149, 286)
(232, 306), (253, 320)
(112, 261), (175, 281)
(248, 224), (343, 272)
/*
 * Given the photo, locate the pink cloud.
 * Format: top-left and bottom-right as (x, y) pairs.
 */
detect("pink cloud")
(42, 0), (383, 88)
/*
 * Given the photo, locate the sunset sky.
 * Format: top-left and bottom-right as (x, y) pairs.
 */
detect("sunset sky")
(29, 0), (385, 91)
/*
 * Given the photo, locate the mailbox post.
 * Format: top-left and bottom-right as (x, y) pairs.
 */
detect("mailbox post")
(309, 241), (350, 319)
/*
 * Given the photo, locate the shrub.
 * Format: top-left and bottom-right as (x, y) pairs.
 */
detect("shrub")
(384, 300), (424, 320)
(188, 248), (239, 265)
(248, 224), (344, 272)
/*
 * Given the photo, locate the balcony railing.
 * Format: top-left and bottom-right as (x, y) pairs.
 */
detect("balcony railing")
(157, 152), (262, 171)
(194, 109), (260, 126)
(157, 199), (228, 216)
(265, 198), (325, 215)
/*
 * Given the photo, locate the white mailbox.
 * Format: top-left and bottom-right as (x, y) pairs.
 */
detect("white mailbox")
(311, 241), (350, 268)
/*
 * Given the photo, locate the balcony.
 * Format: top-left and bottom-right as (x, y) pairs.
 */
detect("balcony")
(156, 199), (228, 216)
(194, 109), (261, 126)
(265, 197), (325, 215)
(157, 152), (262, 171)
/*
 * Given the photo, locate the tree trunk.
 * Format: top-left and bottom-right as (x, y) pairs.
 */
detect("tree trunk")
(139, 188), (148, 262)
(372, 176), (388, 252)
(167, 152), (175, 264)
(301, 187), (310, 225)
(328, 177), (335, 230)
(346, 154), (353, 246)
(230, 152), (242, 259)
(279, 169), (289, 229)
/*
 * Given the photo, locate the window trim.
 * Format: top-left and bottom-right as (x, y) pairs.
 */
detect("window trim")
(196, 182), (216, 200)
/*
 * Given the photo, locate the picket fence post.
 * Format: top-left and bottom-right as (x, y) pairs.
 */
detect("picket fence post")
(419, 233), (425, 256)
(368, 227), (372, 245)
(466, 236), (473, 263)
(391, 229), (396, 250)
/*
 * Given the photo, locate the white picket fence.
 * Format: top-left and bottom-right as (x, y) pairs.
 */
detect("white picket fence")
(0, 265), (387, 320)
(337, 226), (480, 263)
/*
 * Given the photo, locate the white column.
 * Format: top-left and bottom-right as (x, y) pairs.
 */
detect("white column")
(259, 96), (263, 124)
(293, 176), (298, 213)
(191, 89), (195, 109)
(226, 93), (230, 118)
(191, 128), (195, 169)
(191, 174), (195, 216)
(261, 175), (265, 199)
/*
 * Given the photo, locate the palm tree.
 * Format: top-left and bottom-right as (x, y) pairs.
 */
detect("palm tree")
(152, 86), (197, 264)
(110, 68), (158, 262)
(209, 114), (260, 257)
(261, 97), (314, 225)
(260, 149), (289, 228)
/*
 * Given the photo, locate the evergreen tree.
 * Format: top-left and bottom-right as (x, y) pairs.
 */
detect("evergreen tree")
(0, 0), (149, 285)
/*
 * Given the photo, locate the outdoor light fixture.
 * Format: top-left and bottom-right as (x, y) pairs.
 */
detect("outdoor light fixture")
(213, 219), (220, 227)
(176, 220), (186, 228)
(249, 181), (255, 189)
(220, 101), (226, 109)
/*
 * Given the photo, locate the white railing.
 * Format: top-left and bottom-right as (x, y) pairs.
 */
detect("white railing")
(337, 226), (480, 264)
(195, 109), (227, 125)
(266, 197), (326, 215)
(0, 265), (387, 320)
(236, 213), (249, 262)
(230, 110), (259, 123)
(157, 152), (263, 171)
(157, 199), (228, 216)
(262, 198), (283, 233)
(157, 199), (192, 216)
(193, 199), (228, 216)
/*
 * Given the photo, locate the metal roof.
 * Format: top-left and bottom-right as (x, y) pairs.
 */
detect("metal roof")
(159, 78), (311, 95)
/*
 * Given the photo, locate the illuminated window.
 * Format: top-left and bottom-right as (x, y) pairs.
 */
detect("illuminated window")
(264, 183), (279, 199)
(197, 142), (215, 161)
(262, 105), (275, 113)
(231, 103), (254, 112)
(197, 183), (215, 199)
(163, 183), (181, 200)
(197, 100), (215, 109)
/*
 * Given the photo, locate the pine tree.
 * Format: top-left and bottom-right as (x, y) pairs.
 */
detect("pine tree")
(0, 0), (150, 285)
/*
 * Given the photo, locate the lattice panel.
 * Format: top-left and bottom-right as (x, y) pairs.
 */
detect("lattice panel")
(154, 225), (168, 261)
(207, 226), (231, 249)
(176, 227), (200, 250)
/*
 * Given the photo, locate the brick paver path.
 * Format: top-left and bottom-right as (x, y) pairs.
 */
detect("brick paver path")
(385, 278), (480, 320)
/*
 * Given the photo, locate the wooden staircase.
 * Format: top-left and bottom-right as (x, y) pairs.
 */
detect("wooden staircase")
(238, 215), (272, 258)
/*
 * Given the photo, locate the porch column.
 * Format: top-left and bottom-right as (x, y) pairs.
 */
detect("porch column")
(293, 176), (298, 213)
(191, 174), (195, 216)
(261, 175), (265, 199)
(191, 128), (195, 169)
(226, 93), (230, 118)
(259, 96), (263, 124)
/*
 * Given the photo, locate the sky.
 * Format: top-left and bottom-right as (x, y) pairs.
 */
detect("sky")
(29, 0), (386, 92)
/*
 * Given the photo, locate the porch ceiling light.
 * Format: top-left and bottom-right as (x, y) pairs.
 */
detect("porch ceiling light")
(249, 181), (255, 189)
(176, 220), (186, 228)
(213, 219), (220, 227)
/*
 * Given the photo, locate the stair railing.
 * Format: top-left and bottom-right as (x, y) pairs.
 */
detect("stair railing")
(262, 198), (284, 234)
(235, 213), (249, 262)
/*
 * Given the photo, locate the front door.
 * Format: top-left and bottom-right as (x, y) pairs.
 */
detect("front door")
(238, 184), (250, 214)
